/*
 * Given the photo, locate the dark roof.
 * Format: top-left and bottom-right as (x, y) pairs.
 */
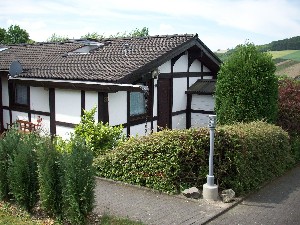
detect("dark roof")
(0, 34), (221, 84)
(186, 79), (216, 94)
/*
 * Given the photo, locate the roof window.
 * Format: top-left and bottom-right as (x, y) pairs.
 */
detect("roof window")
(0, 47), (8, 52)
(68, 41), (104, 55)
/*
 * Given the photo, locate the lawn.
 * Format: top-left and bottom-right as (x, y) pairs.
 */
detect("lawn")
(0, 201), (144, 225)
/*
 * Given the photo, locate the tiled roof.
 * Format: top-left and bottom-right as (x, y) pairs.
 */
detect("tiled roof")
(0, 34), (219, 83)
(186, 79), (216, 94)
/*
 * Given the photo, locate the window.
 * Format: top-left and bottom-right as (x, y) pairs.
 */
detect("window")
(15, 84), (28, 105)
(9, 83), (29, 108)
(130, 92), (146, 116)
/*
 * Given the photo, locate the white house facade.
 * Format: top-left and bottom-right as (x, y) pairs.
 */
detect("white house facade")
(0, 34), (220, 138)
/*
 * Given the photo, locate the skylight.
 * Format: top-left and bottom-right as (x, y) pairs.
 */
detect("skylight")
(69, 41), (104, 55)
(0, 47), (8, 52)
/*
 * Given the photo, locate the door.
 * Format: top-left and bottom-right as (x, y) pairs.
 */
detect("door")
(157, 78), (171, 129)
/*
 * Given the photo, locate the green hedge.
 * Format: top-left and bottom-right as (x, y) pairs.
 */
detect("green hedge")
(0, 130), (95, 224)
(95, 121), (293, 195)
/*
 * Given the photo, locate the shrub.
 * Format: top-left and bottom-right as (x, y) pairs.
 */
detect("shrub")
(95, 121), (293, 195)
(216, 121), (293, 194)
(75, 106), (125, 156)
(61, 137), (95, 225)
(37, 136), (63, 217)
(215, 43), (278, 125)
(277, 78), (300, 162)
(277, 78), (300, 134)
(0, 129), (22, 200)
(7, 133), (39, 211)
(95, 129), (210, 193)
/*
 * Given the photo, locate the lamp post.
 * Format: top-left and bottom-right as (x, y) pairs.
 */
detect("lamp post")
(203, 115), (219, 200)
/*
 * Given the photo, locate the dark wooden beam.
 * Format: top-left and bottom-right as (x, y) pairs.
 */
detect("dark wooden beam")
(49, 88), (56, 135)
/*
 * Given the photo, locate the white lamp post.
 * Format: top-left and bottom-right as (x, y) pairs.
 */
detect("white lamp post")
(203, 115), (219, 200)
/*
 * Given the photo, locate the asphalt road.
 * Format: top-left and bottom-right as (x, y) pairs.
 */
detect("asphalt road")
(207, 165), (300, 225)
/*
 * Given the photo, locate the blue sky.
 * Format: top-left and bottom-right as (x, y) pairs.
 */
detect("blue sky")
(1, 0), (299, 51)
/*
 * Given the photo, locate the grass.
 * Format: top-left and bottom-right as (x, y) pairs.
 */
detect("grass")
(269, 50), (299, 59)
(0, 201), (144, 225)
(0, 202), (37, 225)
(282, 51), (300, 61)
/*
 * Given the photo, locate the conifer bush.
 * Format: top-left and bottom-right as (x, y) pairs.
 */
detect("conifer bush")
(0, 128), (22, 200)
(61, 137), (95, 225)
(37, 136), (63, 217)
(7, 133), (39, 211)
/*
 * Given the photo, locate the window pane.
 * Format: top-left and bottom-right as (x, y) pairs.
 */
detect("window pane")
(130, 92), (146, 116)
(15, 85), (28, 105)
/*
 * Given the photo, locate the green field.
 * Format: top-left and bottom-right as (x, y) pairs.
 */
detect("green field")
(269, 50), (300, 61)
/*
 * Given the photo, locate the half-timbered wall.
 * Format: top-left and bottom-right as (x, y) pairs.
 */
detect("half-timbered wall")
(1, 51), (217, 138)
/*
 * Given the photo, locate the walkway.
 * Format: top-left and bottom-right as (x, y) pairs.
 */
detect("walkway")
(93, 165), (300, 225)
(93, 178), (236, 225)
(207, 165), (300, 225)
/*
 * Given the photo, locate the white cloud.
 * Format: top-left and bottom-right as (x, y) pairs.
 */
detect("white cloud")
(0, 0), (299, 49)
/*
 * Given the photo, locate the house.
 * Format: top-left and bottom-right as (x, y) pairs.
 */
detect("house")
(0, 34), (221, 138)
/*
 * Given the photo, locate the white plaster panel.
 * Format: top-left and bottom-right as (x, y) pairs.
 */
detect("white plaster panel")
(31, 114), (50, 136)
(30, 87), (49, 112)
(189, 77), (199, 86)
(158, 60), (171, 73)
(11, 111), (28, 122)
(56, 126), (74, 140)
(172, 114), (186, 130)
(55, 89), (81, 124)
(203, 76), (213, 80)
(153, 79), (158, 117)
(189, 60), (202, 72)
(191, 113), (209, 128)
(130, 122), (152, 137)
(108, 91), (127, 126)
(3, 109), (10, 129)
(191, 95), (215, 111)
(85, 91), (98, 122)
(2, 77), (9, 107)
(173, 78), (187, 112)
(173, 55), (188, 72)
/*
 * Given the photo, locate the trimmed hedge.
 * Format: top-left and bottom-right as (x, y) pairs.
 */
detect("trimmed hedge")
(95, 121), (293, 195)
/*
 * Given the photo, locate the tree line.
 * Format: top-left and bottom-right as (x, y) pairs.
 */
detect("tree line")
(258, 36), (300, 52)
(0, 24), (149, 44)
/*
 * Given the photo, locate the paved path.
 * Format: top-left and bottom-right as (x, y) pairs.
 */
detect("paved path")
(93, 165), (300, 225)
(93, 178), (236, 225)
(207, 165), (300, 225)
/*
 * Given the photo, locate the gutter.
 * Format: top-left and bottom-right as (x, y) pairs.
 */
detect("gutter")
(9, 77), (148, 93)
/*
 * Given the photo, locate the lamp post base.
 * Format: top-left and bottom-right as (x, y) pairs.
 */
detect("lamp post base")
(203, 183), (219, 200)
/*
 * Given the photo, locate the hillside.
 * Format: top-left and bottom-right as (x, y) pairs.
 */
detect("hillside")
(270, 50), (300, 79)
(215, 37), (300, 79)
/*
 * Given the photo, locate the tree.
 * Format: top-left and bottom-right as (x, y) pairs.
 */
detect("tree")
(109, 27), (149, 38)
(81, 32), (104, 40)
(0, 28), (6, 44)
(4, 25), (30, 44)
(47, 33), (69, 42)
(215, 43), (278, 125)
(129, 27), (149, 37)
